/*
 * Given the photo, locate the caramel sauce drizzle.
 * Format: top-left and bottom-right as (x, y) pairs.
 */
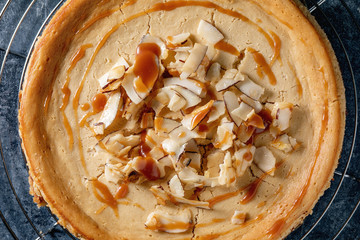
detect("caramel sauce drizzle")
(248, 47), (276, 85)
(267, 68), (329, 239)
(214, 40), (240, 56)
(133, 43), (161, 93)
(196, 218), (226, 228)
(79, 93), (107, 127)
(139, 130), (151, 157)
(92, 179), (118, 216)
(145, 217), (192, 232)
(195, 214), (264, 239)
(115, 182), (129, 199)
(269, 31), (281, 65)
(60, 44), (93, 150)
(134, 156), (161, 181)
(80, 103), (90, 111)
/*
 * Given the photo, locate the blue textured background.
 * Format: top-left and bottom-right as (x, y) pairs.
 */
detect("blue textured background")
(0, 0), (359, 239)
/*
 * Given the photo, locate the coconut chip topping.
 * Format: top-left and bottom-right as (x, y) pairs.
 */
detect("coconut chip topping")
(86, 20), (300, 233)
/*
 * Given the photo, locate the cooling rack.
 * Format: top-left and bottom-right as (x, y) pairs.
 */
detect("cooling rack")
(0, 0), (359, 239)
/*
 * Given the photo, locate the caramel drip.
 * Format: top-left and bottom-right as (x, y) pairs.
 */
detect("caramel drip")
(207, 186), (244, 208)
(196, 218), (226, 228)
(133, 43), (161, 93)
(92, 179), (118, 216)
(80, 103), (90, 111)
(214, 40), (240, 56)
(243, 151), (253, 161)
(95, 204), (107, 215)
(198, 124), (209, 132)
(240, 174), (266, 204)
(140, 130), (151, 157)
(134, 156), (161, 181)
(248, 48), (276, 85)
(288, 61), (303, 97)
(79, 93), (108, 127)
(60, 44), (92, 150)
(115, 182), (129, 199)
(266, 218), (286, 238)
(92, 92), (108, 112)
(269, 31), (281, 65)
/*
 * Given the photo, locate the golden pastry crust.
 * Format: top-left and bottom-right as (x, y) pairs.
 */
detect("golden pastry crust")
(19, 0), (345, 239)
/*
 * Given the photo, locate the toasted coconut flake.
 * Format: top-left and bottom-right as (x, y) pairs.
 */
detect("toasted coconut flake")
(164, 77), (206, 97)
(218, 152), (236, 187)
(197, 19), (224, 45)
(185, 152), (202, 170)
(215, 77), (241, 92)
(223, 91), (242, 126)
(235, 78), (264, 101)
(207, 100), (226, 123)
(171, 86), (202, 109)
(231, 211), (246, 225)
(206, 44), (217, 61)
(98, 57), (129, 89)
(169, 175), (185, 197)
(104, 159), (124, 184)
(236, 123), (255, 143)
(181, 100), (214, 130)
(166, 93), (185, 112)
(93, 123), (105, 135)
(154, 117), (181, 133)
(180, 43), (208, 79)
(122, 68), (143, 104)
(169, 126), (200, 144)
(234, 145), (256, 177)
(240, 94), (263, 113)
(213, 118), (235, 151)
(271, 134), (299, 153)
(167, 32), (191, 45)
(150, 185), (210, 209)
(253, 146), (276, 176)
(272, 102), (293, 131)
(145, 208), (192, 233)
(141, 112), (154, 128)
(149, 147), (165, 160)
(231, 102), (253, 121)
(206, 62), (221, 82)
(94, 91), (121, 131)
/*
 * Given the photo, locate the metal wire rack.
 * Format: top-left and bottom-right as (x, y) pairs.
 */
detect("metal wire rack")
(0, 0), (359, 239)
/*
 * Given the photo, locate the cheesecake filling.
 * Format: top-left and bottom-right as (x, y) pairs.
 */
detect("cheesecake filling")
(82, 20), (300, 233)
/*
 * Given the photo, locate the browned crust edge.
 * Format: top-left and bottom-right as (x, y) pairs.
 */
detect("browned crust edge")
(19, 0), (119, 239)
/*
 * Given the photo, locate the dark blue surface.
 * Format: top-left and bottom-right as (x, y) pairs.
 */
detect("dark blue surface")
(0, 0), (359, 239)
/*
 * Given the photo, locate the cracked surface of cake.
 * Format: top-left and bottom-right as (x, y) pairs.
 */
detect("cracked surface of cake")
(18, 0), (345, 239)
